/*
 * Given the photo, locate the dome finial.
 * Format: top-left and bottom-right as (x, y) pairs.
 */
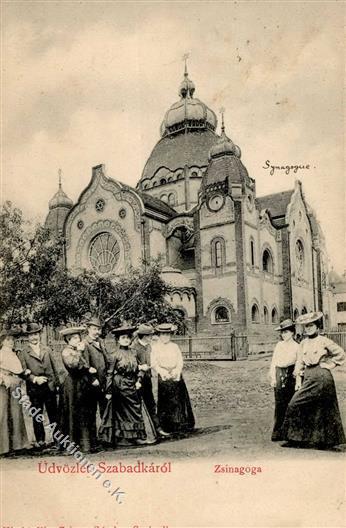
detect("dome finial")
(183, 52), (189, 78)
(58, 168), (62, 189)
(179, 52), (195, 98)
(220, 107), (225, 134)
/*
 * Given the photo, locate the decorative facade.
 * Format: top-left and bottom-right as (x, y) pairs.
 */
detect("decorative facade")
(45, 67), (334, 343)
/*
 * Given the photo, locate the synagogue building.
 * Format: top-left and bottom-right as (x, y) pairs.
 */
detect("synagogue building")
(45, 67), (336, 344)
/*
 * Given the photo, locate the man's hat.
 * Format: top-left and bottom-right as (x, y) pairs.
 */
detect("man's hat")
(274, 318), (295, 332)
(85, 317), (103, 328)
(155, 323), (177, 334)
(111, 325), (136, 337)
(295, 311), (323, 326)
(59, 326), (86, 337)
(136, 324), (154, 335)
(25, 322), (43, 335)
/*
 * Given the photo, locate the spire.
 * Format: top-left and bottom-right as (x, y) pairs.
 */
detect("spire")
(179, 52), (195, 98)
(208, 109), (241, 159)
(220, 107), (225, 134)
(58, 168), (62, 190)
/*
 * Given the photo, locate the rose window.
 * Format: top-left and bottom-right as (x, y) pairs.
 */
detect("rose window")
(89, 232), (120, 274)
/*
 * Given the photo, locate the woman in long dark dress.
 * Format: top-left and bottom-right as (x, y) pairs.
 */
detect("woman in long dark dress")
(58, 326), (99, 453)
(0, 327), (31, 455)
(151, 323), (195, 434)
(282, 311), (346, 449)
(99, 325), (156, 446)
(269, 319), (299, 441)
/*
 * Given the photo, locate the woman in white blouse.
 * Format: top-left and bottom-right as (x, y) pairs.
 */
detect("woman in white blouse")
(269, 319), (299, 441)
(151, 323), (195, 434)
(282, 311), (345, 449)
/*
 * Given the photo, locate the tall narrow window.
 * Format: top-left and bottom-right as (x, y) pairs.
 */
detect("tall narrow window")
(215, 241), (222, 268)
(262, 248), (273, 273)
(250, 239), (255, 267)
(211, 238), (226, 272)
(264, 306), (269, 324)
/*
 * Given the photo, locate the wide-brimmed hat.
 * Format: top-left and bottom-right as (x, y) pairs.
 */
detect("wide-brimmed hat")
(59, 326), (86, 338)
(25, 322), (43, 335)
(111, 325), (136, 337)
(155, 323), (177, 334)
(275, 318), (295, 332)
(136, 324), (154, 335)
(85, 317), (103, 328)
(295, 311), (323, 326)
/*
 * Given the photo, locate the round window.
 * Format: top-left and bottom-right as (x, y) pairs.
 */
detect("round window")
(95, 199), (105, 212)
(89, 232), (120, 274)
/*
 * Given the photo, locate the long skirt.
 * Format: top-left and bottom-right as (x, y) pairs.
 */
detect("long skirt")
(157, 376), (195, 433)
(272, 365), (295, 441)
(0, 384), (30, 455)
(99, 374), (146, 443)
(282, 365), (346, 447)
(58, 373), (97, 452)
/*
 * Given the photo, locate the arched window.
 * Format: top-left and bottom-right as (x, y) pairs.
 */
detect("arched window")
(211, 238), (225, 272)
(301, 306), (307, 315)
(250, 239), (255, 267)
(191, 171), (198, 178)
(262, 248), (274, 273)
(167, 177), (173, 183)
(251, 304), (260, 323)
(160, 178), (167, 185)
(213, 306), (230, 323)
(160, 194), (168, 203)
(272, 307), (279, 324)
(177, 172), (184, 180)
(293, 308), (299, 321)
(168, 193), (176, 206)
(264, 306), (269, 324)
(143, 183), (150, 190)
(153, 181), (158, 187)
(295, 239), (305, 279)
(89, 232), (120, 275)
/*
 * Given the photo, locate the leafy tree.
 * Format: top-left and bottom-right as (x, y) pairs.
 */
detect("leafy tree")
(0, 202), (184, 332)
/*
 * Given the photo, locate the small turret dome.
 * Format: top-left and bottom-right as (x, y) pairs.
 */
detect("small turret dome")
(209, 115), (241, 160)
(49, 175), (73, 210)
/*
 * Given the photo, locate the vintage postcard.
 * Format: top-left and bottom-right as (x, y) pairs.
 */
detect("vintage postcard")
(1, 1), (345, 527)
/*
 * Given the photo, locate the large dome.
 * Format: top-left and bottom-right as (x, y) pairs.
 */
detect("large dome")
(138, 67), (220, 188)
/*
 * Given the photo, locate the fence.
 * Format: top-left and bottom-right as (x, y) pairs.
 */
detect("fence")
(171, 334), (248, 361)
(325, 330), (346, 350)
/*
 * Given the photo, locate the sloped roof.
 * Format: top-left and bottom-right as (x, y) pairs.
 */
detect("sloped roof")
(139, 129), (219, 183)
(120, 182), (176, 217)
(256, 190), (294, 219)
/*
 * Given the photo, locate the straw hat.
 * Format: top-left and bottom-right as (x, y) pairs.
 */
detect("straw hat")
(59, 326), (86, 337)
(295, 311), (323, 326)
(274, 318), (295, 332)
(155, 323), (177, 333)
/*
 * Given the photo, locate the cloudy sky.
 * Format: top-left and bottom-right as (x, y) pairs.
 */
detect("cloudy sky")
(2, 1), (345, 272)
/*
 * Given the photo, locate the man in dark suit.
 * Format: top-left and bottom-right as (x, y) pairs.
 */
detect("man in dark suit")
(83, 317), (109, 418)
(17, 323), (60, 447)
(131, 324), (170, 438)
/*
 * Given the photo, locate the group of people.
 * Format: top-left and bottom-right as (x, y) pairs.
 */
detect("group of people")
(1, 309), (345, 457)
(0, 319), (195, 456)
(269, 311), (345, 450)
